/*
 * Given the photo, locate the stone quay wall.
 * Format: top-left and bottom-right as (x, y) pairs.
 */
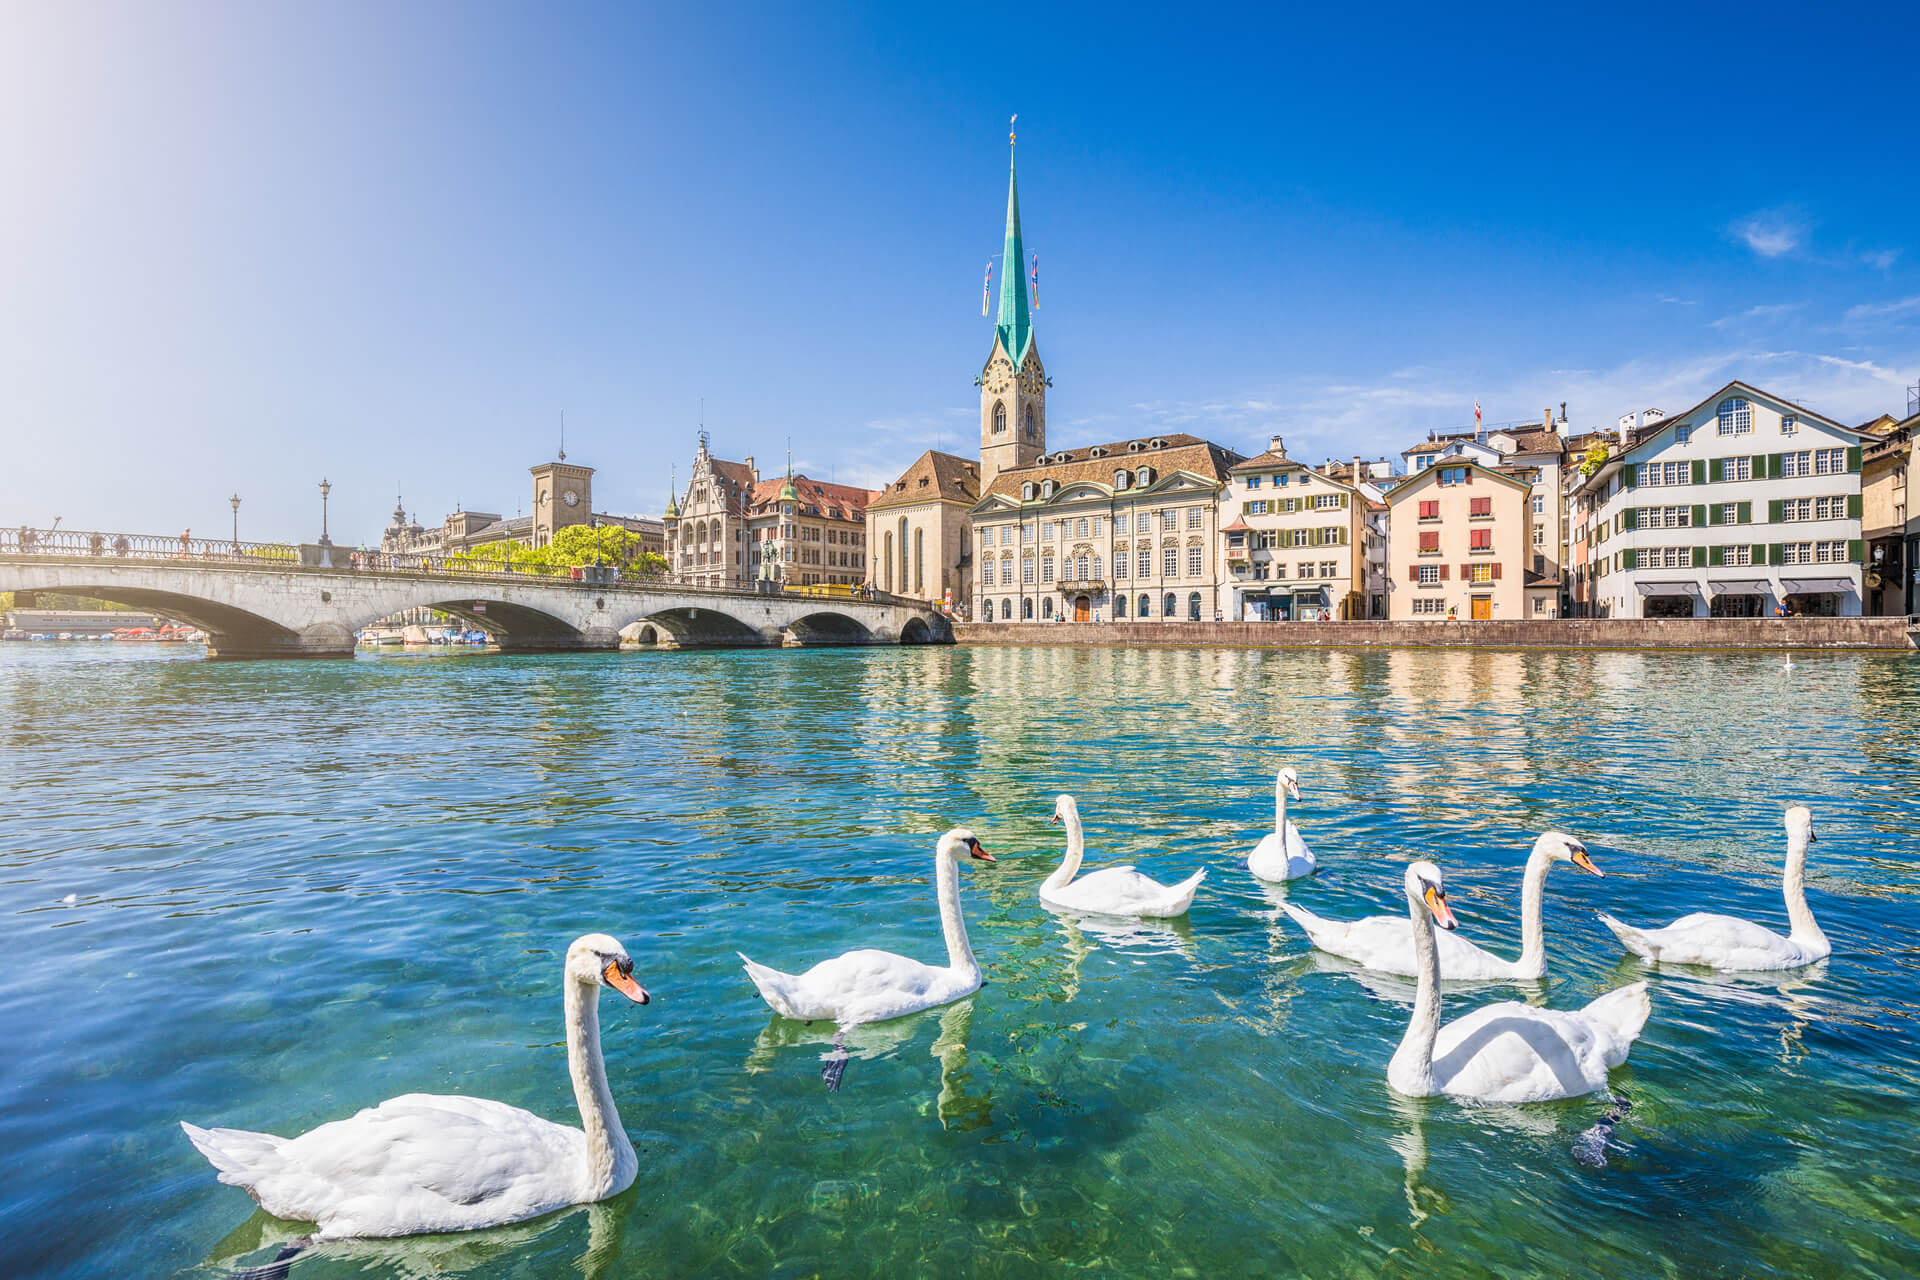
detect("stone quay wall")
(951, 617), (1916, 651)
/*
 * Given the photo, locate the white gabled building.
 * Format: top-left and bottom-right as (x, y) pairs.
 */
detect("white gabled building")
(1575, 381), (1872, 618)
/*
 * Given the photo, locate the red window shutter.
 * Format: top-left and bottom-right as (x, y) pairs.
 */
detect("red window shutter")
(1439, 563), (1450, 580)
(1492, 562), (1503, 579)
(1460, 562), (1470, 579)
(1406, 564), (1418, 582)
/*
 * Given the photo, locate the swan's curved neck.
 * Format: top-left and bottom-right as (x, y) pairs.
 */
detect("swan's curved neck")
(1042, 810), (1084, 892)
(565, 977), (637, 1199)
(1389, 889), (1442, 1095)
(936, 852), (981, 983)
(1781, 826), (1826, 948)
(1514, 846), (1552, 977)
(1275, 777), (1289, 837)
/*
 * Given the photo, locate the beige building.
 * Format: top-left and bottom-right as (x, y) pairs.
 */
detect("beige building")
(971, 434), (1243, 623)
(1386, 458), (1553, 620)
(867, 450), (980, 605)
(662, 436), (760, 587)
(379, 454), (663, 563)
(742, 472), (875, 587)
(1219, 436), (1369, 620)
(1860, 409), (1917, 615)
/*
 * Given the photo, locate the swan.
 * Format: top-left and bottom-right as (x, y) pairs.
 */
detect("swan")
(740, 827), (993, 1029)
(1600, 806), (1828, 970)
(1282, 832), (1603, 980)
(1388, 862), (1650, 1103)
(1247, 767), (1315, 881)
(181, 934), (652, 1240)
(1039, 795), (1205, 918)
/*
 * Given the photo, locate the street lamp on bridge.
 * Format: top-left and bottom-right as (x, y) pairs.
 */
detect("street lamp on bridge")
(230, 494), (240, 558)
(318, 478), (332, 547)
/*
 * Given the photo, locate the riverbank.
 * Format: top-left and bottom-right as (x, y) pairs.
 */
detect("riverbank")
(953, 616), (1916, 650)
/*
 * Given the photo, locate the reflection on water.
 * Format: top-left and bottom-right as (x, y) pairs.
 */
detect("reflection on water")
(3, 642), (1920, 1278)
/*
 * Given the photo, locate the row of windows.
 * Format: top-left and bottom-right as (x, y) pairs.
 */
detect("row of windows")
(981, 507), (1208, 545)
(1240, 561), (1342, 581)
(1708, 398), (1800, 438)
(1634, 449), (1851, 487)
(1411, 563), (1504, 584)
(978, 592), (1209, 621)
(1242, 472), (1319, 489)
(1242, 493), (1347, 516)
(1608, 541), (1856, 573)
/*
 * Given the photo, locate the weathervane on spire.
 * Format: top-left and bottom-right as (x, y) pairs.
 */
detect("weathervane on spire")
(558, 409), (566, 462)
(1009, 113), (1017, 149)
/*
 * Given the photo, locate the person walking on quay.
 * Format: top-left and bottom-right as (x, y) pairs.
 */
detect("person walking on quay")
(113, 534), (129, 556)
(178, 528), (191, 558)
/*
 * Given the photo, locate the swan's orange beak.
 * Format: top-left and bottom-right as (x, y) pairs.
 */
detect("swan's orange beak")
(967, 836), (994, 862)
(1571, 847), (1603, 877)
(603, 961), (650, 1004)
(1423, 884), (1457, 930)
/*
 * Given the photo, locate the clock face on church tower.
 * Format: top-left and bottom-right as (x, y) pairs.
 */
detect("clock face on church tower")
(563, 489), (578, 507)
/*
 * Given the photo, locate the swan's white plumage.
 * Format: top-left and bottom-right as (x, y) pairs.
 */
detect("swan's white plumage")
(1283, 832), (1601, 980)
(1387, 862), (1649, 1103)
(1040, 796), (1204, 918)
(1247, 768), (1315, 881)
(1600, 807), (1828, 971)
(179, 933), (650, 1239)
(740, 828), (990, 1027)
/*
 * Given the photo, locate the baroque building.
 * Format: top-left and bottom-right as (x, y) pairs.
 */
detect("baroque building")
(662, 435), (874, 588)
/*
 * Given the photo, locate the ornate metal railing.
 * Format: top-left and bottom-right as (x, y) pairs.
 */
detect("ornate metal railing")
(0, 525), (934, 609)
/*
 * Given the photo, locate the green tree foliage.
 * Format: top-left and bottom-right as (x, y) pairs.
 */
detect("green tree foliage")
(445, 527), (667, 578)
(1577, 440), (1610, 479)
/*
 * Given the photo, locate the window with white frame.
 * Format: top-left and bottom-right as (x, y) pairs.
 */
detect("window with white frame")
(1298, 561), (1315, 578)
(1644, 505), (1691, 528)
(1075, 554), (1089, 580)
(1135, 511), (1150, 533)
(1320, 560), (1337, 577)
(980, 528), (992, 548)
(1676, 426), (1693, 444)
(1813, 448), (1844, 475)
(1187, 507), (1204, 529)
(1640, 461), (1689, 486)
(1468, 564), (1494, 584)
(1022, 558), (1035, 583)
(1274, 564), (1288, 579)
(1721, 503), (1739, 524)
(1780, 415), (1797, 436)
(999, 526), (1011, 545)
(1042, 556), (1056, 581)
(1533, 526), (1546, 546)
(1042, 522), (1055, 541)
(1188, 547), (1203, 575)
(1815, 540), (1846, 563)
(1313, 493), (1341, 510)
(1413, 597), (1446, 614)
(1717, 398), (1753, 435)
(1533, 596), (1547, 614)
(1161, 510), (1177, 531)
(1723, 545), (1753, 566)
(1091, 516), (1103, 536)
(982, 561), (995, 587)
(1532, 493), (1544, 513)
(1247, 475), (1262, 489)
(1781, 451), (1811, 478)
(1640, 546), (1691, 569)
(1075, 518), (1089, 537)
(1163, 547), (1178, 575)
(1115, 554), (1128, 579)
(1723, 456), (1752, 481)
(1782, 542), (1813, 565)
(1247, 500), (1268, 515)
(1417, 565), (1440, 584)
(1137, 549), (1151, 577)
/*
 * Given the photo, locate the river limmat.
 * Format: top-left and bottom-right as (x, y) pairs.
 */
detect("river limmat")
(5, 641), (1919, 1278)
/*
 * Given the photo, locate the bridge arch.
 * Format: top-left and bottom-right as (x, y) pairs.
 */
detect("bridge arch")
(785, 610), (875, 646)
(622, 605), (769, 648)
(400, 597), (593, 652)
(6, 582), (310, 659)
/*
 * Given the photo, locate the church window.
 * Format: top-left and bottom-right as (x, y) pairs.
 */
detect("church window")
(1024, 405), (1036, 438)
(993, 402), (1007, 434)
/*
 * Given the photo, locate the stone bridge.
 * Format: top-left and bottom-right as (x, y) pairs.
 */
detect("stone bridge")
(0, 551), (952, 659)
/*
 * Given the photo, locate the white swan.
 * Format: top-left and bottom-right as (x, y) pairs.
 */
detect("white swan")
(1039, 794), (1205, 918)
(1282, 832), (1603, 980)
(1600, 806), (1829, 970)
(1247, 767), (1315, 881)
(740, 827), (993, 1028)
(181, 934), (651, 1239)
(1388, 862), (1650, 1103)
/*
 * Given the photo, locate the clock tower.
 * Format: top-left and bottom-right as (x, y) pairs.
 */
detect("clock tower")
(530, 457), (594, 548)
(978, 129), (1046, 494)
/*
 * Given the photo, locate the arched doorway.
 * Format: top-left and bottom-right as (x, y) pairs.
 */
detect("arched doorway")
(1188, 592), (1202, 621)
(1073, 594), (1091, 622)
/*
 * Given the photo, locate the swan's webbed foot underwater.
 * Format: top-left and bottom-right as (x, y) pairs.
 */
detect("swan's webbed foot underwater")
(821, 1028), (850, 1092)
(228, 1238), (310, 1280)
(1571, 1091), (1633, 1168)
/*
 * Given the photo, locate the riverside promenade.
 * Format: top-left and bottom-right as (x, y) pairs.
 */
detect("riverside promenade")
(953, 617), (1917, 651)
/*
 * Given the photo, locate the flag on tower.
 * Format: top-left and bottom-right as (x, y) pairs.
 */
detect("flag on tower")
(1474, 400), (1482, 425)
(1030, 251), (1039, 311)
(982, 260), (993, 317)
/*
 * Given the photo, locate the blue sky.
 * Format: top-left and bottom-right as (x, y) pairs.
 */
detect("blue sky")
(3, 1), (1917, 542)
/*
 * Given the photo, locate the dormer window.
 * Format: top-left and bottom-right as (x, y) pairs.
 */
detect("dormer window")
(1150, 438), (1166, 449)
(1128, 440), (1143, 452)
(1135, 466), (1153, 486)
(1022, 482), (1035, 501)
(1042, 479), (1056, 499)
(1089, 445), (1106, 458)
(1113, 470), (1129, 489)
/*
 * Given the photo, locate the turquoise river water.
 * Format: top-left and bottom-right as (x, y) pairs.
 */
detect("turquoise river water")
(3, 641), (1919, 1278)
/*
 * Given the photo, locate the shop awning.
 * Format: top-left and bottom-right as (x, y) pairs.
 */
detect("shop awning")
(1781, 578), (1854, 594)
(1635, 580), (1699, 596)
(1707, 579), (1769, 595)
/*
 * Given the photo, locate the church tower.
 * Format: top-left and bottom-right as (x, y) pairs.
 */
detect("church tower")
(978, 124), (1047, 493)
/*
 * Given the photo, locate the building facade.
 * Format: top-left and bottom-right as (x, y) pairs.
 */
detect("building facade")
(1219, 437), (1369, 620)
(1573, 382), (1871, 618)
(379, 455), (662, 563)
(663, 438), (760, 587)
(742, 473), (875, 587)
(1385, 459), (1546, 620)
(1860, 410), (1918, 616)
(867, 450), (980, 606)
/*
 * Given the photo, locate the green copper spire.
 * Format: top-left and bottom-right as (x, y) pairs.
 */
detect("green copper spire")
(995, 125), (1032, 365)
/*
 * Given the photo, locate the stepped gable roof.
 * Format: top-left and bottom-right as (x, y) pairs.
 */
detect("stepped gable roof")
(871, 450), (981, 510)
(980, 433), (1244, 500)
(746, 475), (877, 521)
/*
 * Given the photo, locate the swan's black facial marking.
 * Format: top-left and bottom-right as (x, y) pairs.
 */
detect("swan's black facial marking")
(966, 836), (994, 863)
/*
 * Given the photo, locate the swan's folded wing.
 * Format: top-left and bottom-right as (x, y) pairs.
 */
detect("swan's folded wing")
(1431, 1005), (1612, 1102)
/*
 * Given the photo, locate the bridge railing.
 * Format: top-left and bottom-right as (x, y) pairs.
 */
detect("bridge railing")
(0, 526), (940, 611)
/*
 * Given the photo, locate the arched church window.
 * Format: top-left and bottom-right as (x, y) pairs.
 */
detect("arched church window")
(1024, 405), (1036, 438)
(992, 401), (1007, 434)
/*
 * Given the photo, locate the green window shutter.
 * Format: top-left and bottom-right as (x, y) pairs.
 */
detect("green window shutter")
(1692, 460), (1707, 485)
(1768, 543), (1784, 566)
(1705, 504), (1721, 526)
(1847, 446), (1862, 473)
(1692, 545), (1707, 568)
(1339, 492), (1349, 508)
(1768, 499), (1783, 523)
(1768, 453), (1784, 479)
(1710, 545), (1724, 566)
(1847, 493), (1862, 520)
(1751, 543), (1766, 564)
(1622, 465), (1637, 490)
(1621, 548), (1637, 570)
(1848, 539), (1865, 562)
(1691, 504), (1707, 527)
(1750, 454), (1766, 478)
(1737, 501), (1751, 524)
(1623, 507), (1638, 531)
(1709, 458), (1725, 483)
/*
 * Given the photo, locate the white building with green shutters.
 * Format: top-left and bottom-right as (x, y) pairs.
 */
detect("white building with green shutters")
(1574, 382), (1873, 618)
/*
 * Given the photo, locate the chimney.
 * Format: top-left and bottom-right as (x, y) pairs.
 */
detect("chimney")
(1269, 435), (1287, 458)
(1544, 407), (1553, 431)
(1352, 455), (1363, 485)
(1642, 408), (1666, 427)
(1617, 412), (1637, 445)
(1558, 401), (1568, 426)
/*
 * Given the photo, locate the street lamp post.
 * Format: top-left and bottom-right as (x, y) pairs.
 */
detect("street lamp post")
(318, 479), (332, 546)
(230, 494), (241, 558)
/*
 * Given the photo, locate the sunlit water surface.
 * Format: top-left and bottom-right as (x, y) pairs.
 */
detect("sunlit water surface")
(4, 642), (1920, 1278)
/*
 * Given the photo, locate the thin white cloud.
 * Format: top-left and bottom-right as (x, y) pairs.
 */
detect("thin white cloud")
(1843, 295), (1920, 324)
(1730, 208), (1808, 258)
(1658, 295), (1700, 306)
(1709, 302), (1804, 329)
(1862, 249), (1902, 271)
